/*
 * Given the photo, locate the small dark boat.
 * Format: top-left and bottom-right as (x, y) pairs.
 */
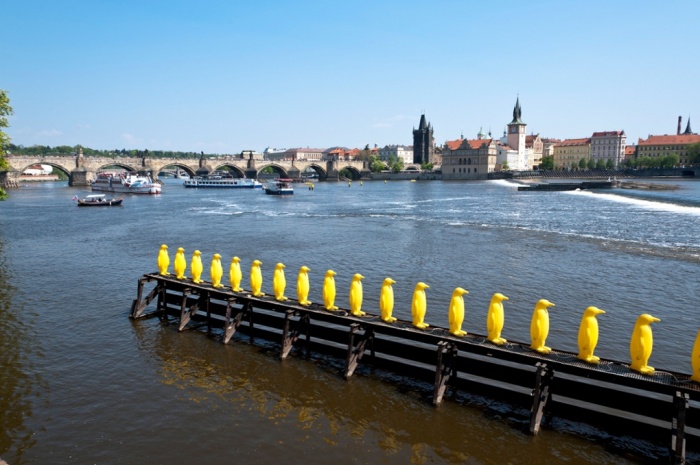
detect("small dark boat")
(77, 194), (123, 206)
(263, 178), (294, 195)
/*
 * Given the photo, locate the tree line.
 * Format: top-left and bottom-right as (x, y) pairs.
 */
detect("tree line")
(7, 144), (221, 160)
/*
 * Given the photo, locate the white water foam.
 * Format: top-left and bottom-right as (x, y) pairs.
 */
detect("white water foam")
(488, 179), (523, 188)
(565, 190), (700, 215)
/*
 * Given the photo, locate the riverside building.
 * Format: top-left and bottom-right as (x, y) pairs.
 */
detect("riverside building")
(590, 131), (626, 168)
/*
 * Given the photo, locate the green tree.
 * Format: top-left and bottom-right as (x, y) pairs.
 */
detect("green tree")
(389, 156), (404, 173)
(501, 160), (509, 170)
(579, 158), (587, 169)
(595, 159), (605, 170)
(539, 155), (554, 170)
(606, 159), (615, 169)
(687, 142), (700, 164)
(421, 162), (433, 171)
(368, 155), (386, 173)
(0, 89), (13, 200)
(661, 153), (679, 168)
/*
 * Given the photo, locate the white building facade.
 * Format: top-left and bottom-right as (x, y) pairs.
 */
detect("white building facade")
(378, 145), (413, 164)
(590, 131), (626, 168)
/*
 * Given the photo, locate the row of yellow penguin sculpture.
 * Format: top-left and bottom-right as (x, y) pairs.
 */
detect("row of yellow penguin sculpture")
(157, 245), (683, 379)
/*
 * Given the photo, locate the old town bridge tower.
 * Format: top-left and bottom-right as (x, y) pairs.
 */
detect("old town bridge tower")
(412, 113), (435, 165)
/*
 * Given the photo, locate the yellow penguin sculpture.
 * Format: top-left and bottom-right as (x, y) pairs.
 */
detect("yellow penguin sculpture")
(530, 299), (556, 354)
(411, 282), (430, 329)
(487, 293), (509, 345)
(273, 263), (288, 301)
(174, 247), (187, 280)
(379, 277), (397, 323)
(630, 313), (660, 375)
(323, 270), (338, 311)
(448, 287), (469, 337)
(691, 331), (700, 383)
(296, 266), (312, 306)
(349, 274), (365, 316)
(577, 306), (606, 364)
(229, 256), (243, 292)
(250, 260), (264, 297)
(190, 250), (203, 284)
(157, 244), (170, 276)
(210, 253), (224, 288)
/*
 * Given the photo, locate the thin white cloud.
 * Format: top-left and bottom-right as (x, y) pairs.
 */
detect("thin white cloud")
(372, 114), (407, 129)
(121, 133), (142, 144)
(76, 123), (92, 130)
(37, 129), (63, 137)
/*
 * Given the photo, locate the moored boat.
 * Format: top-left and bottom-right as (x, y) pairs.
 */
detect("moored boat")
(264, 178), (294, 195)
(76, 194), (123, 206)
(92, 172), (161, 194)
(183, 175), (262, 188)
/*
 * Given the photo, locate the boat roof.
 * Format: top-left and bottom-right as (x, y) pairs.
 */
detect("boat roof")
(85, 194), (106, 198)
(274, 178), (294, 181)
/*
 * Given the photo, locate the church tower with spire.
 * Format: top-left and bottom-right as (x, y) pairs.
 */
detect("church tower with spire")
(683, 116), (694, 135)
(507, 96), (527, 153)
(413, 113), (435, 165)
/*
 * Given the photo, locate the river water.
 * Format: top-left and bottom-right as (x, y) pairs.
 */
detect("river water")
(1, 177), (699, 464)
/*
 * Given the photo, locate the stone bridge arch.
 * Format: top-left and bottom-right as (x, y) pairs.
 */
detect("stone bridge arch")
(257, 163), (291, 179)
(211, 163), (246, 178)
(157, 162), (197, 178)
(300, 163), (328, 180)
(338, 165), (363, 180)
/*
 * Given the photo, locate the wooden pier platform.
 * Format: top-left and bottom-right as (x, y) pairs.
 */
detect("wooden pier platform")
(131, 273), (700, 463)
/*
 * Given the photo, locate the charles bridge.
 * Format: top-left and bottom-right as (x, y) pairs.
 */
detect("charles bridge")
(1, 151), (372, 186)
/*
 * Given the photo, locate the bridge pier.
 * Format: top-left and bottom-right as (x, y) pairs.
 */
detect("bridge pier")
(0, 170), (20, 189)
(70, 168), (91, 187)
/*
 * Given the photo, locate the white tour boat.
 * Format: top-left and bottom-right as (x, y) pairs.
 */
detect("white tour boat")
(92, 172), (162, 194)
(183, 175), (262, 188)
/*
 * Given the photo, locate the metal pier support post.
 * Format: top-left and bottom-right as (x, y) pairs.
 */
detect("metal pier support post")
(280, 310), (310, 359)
(130, 275), (162, 319)
(223, 299), (251, 344)
(177, 288), (197, 331)
(433, 341), (458, 406)
(529, 362), (554, 434)
(344, 323), (375, 379)
(670, 390), (689, 464)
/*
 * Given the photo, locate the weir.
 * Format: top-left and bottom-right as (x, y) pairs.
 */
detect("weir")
(131, 272), (700, 463)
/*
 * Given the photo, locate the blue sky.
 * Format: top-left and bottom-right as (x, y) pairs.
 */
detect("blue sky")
(2, 0), (698, 154)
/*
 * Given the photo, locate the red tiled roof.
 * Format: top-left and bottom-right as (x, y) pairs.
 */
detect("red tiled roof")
(445, 139), (464, 150)
(445, 139), (492, 150)
(466, 139), (492, 149)
(624, 146), (636, 155)
(637, 134), (700, 145)
(558, 138), (590, 147)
